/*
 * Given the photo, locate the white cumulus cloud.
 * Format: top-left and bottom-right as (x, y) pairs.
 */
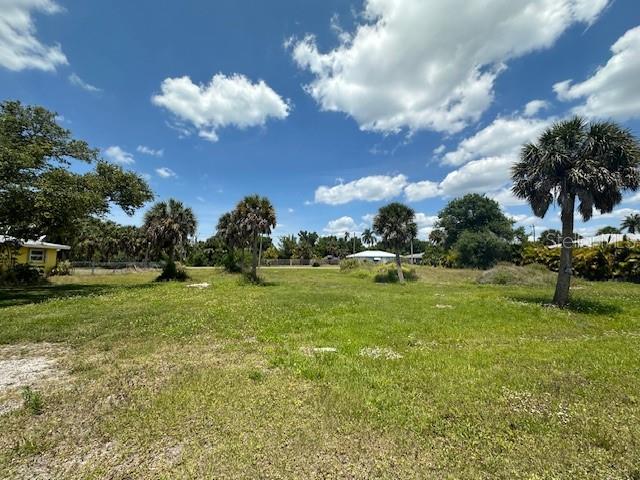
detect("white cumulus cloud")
(136, 145), (164, 157)
(315, 174), (408, 205)
(155, 167), (176, 178)
(404, 181), (440, 202)
(0, 0), (68, 72)
(152, 73), (290, 142)
(290, 0), (607, 135)
(324, 216), (364, 235)
(553, 25), (640, 120)
(104, 146), (134, 165)
(523, 99), (549, 117)
(68, 73), (101, 93)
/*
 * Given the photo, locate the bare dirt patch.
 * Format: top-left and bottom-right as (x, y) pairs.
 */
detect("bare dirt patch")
(0, 343), (68, 415)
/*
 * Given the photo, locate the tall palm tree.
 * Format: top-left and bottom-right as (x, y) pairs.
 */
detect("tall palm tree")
(143, 199), (197, 276)
(622, 213), (640, 234)
(361, 228), (376, 247)
(512, 117), (640, 306)
(373, 202), (417, 284)
(235, 195), (276, 279)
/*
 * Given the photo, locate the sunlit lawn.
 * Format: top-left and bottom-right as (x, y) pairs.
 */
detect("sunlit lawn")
(1, 267), (639, 478)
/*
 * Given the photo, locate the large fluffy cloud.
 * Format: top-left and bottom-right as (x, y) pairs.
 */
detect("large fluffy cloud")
(553, 25), (640, 120)
(441, 116), (550, 166)
(104, 146), (134, 165)
(0, 0), (67, 71)
(152, 74), (290, 142)
(315, 174), (408, 205)
(323, 216), (364, 235)
(290, 0), (607, 134)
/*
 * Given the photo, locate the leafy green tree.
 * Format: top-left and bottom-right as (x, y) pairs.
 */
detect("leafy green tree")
(235, 195), (276, 279)
(436, 194), (515, 249)
(278, 235), (298, 259)
(428, 229), (446, 247)
(538, 229), (562, 246)
(622, 213), (640, 234)
(361, 228), (376, 247)
(143, 199), (197, 279)
(512, 117), (640, 306)
(297, 230), (319, 263)
(0, 101), (152, 242)
(454, 231), (511, 269)
(596, 226), (622, 235)
(373, 203), (417, 284)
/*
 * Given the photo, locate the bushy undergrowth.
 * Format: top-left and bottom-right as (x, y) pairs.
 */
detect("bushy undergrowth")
(373, 264), (418, 283)
(0, 264), (45, 286)
(521, 242), (640, 282)
(477, 263), (556, 286)
(156, 260), (189, 282)
(339, 258), (361, 271)
(50, 260), (73, 276)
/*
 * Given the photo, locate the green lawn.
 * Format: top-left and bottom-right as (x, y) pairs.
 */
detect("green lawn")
(1, 267), (639, 478)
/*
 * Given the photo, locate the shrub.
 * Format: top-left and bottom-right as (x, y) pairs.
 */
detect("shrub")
(453, 230), (511, 269)
(156, 260), (189, 281)
(21, 386), (43, 415)
(340, 258), (361, 271)
(50, 260), (72, 276)
(0, 264), (44, 286)
(373, 263), (418, 283)
(520, 242), (640, 282)
(477, 263), (556, 286)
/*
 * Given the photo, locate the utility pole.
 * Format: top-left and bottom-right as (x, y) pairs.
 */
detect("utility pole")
(410, 238), (414, 265)
(352, 232), (356, 254)
(531, 225), (536, 242)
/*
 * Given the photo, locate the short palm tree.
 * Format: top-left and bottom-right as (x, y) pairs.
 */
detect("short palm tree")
(361, 228), (376, 247)
(373, 202), (417, 284)
(143, 199), (197, 278)
(622, 213), (640, 234)
(512, 117), (640, 306)
(596, 226), (621, 236)
(428, 229), (446, 247)
(235, 195), (276, 279)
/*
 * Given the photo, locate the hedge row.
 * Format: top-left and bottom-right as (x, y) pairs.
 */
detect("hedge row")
(520, 242), (640, 282)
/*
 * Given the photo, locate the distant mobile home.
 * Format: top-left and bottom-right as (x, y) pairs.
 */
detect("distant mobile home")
(346, 250), (396, 263)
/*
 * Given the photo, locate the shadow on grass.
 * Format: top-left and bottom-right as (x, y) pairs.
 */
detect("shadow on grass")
(0, 283), (157, 309)
(506, 294), (622, 315)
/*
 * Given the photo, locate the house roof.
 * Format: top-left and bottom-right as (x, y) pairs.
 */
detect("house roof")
(347, 250), (396, 258)
(0, 235), (71, 250)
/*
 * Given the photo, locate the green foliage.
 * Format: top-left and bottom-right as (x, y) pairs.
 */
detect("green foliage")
(143, 199), (197, 264)
(339, 258), (361, 271)
(596, 226), (622, 235)
(0, 101), (153, 242)
(373, 203), (417, 255)
(420, 245), (453, 267)
(522, 243), (640, 282)
(156, 260), (189, 282)
(622, 214), (640, 234)
(477, 263), (556, 286)
(453, 230), (511, 269)
(538, 229), (562, 246)
(0, 264), (44, 286)
(373, 264), (418, 283)
(50, 260), (73, 276)
(21, 386), (43, 415)
(436, 194), (515, 248)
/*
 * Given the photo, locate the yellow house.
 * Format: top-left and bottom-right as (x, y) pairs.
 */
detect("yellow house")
(1, 236), (70, 274)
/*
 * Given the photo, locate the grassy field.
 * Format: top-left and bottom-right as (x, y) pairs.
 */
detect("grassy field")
(1, 267), (639, 479)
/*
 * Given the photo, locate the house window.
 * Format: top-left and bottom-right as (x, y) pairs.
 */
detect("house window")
(29, 249), (45, 263)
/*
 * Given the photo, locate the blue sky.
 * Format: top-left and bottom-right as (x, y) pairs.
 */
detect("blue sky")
(1, 0), (639, 241)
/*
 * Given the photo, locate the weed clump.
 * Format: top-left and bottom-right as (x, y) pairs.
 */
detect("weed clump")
(477, 263), (555, 286)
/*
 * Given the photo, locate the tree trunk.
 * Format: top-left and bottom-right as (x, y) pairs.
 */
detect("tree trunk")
(251, 236), (258, 278)
(395, 253), (405, 284)
(553, 194), (575, 307)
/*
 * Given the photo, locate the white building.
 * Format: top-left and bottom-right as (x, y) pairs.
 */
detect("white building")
(346, 250), (397, 263)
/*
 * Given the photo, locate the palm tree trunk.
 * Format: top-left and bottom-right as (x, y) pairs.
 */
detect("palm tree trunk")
(251, 236), (258, 278)
(395, 252), (405, 284)
(553, 194), (575, 307)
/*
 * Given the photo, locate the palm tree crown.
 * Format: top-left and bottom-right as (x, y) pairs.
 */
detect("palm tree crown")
(373, 203), (417, 250)
(512, 116), (640, 306)
(143, 199), (197, 261)
(512, 117), (640, 222)
(361, 228), (376, 247)
(622, 213), (640, 234)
